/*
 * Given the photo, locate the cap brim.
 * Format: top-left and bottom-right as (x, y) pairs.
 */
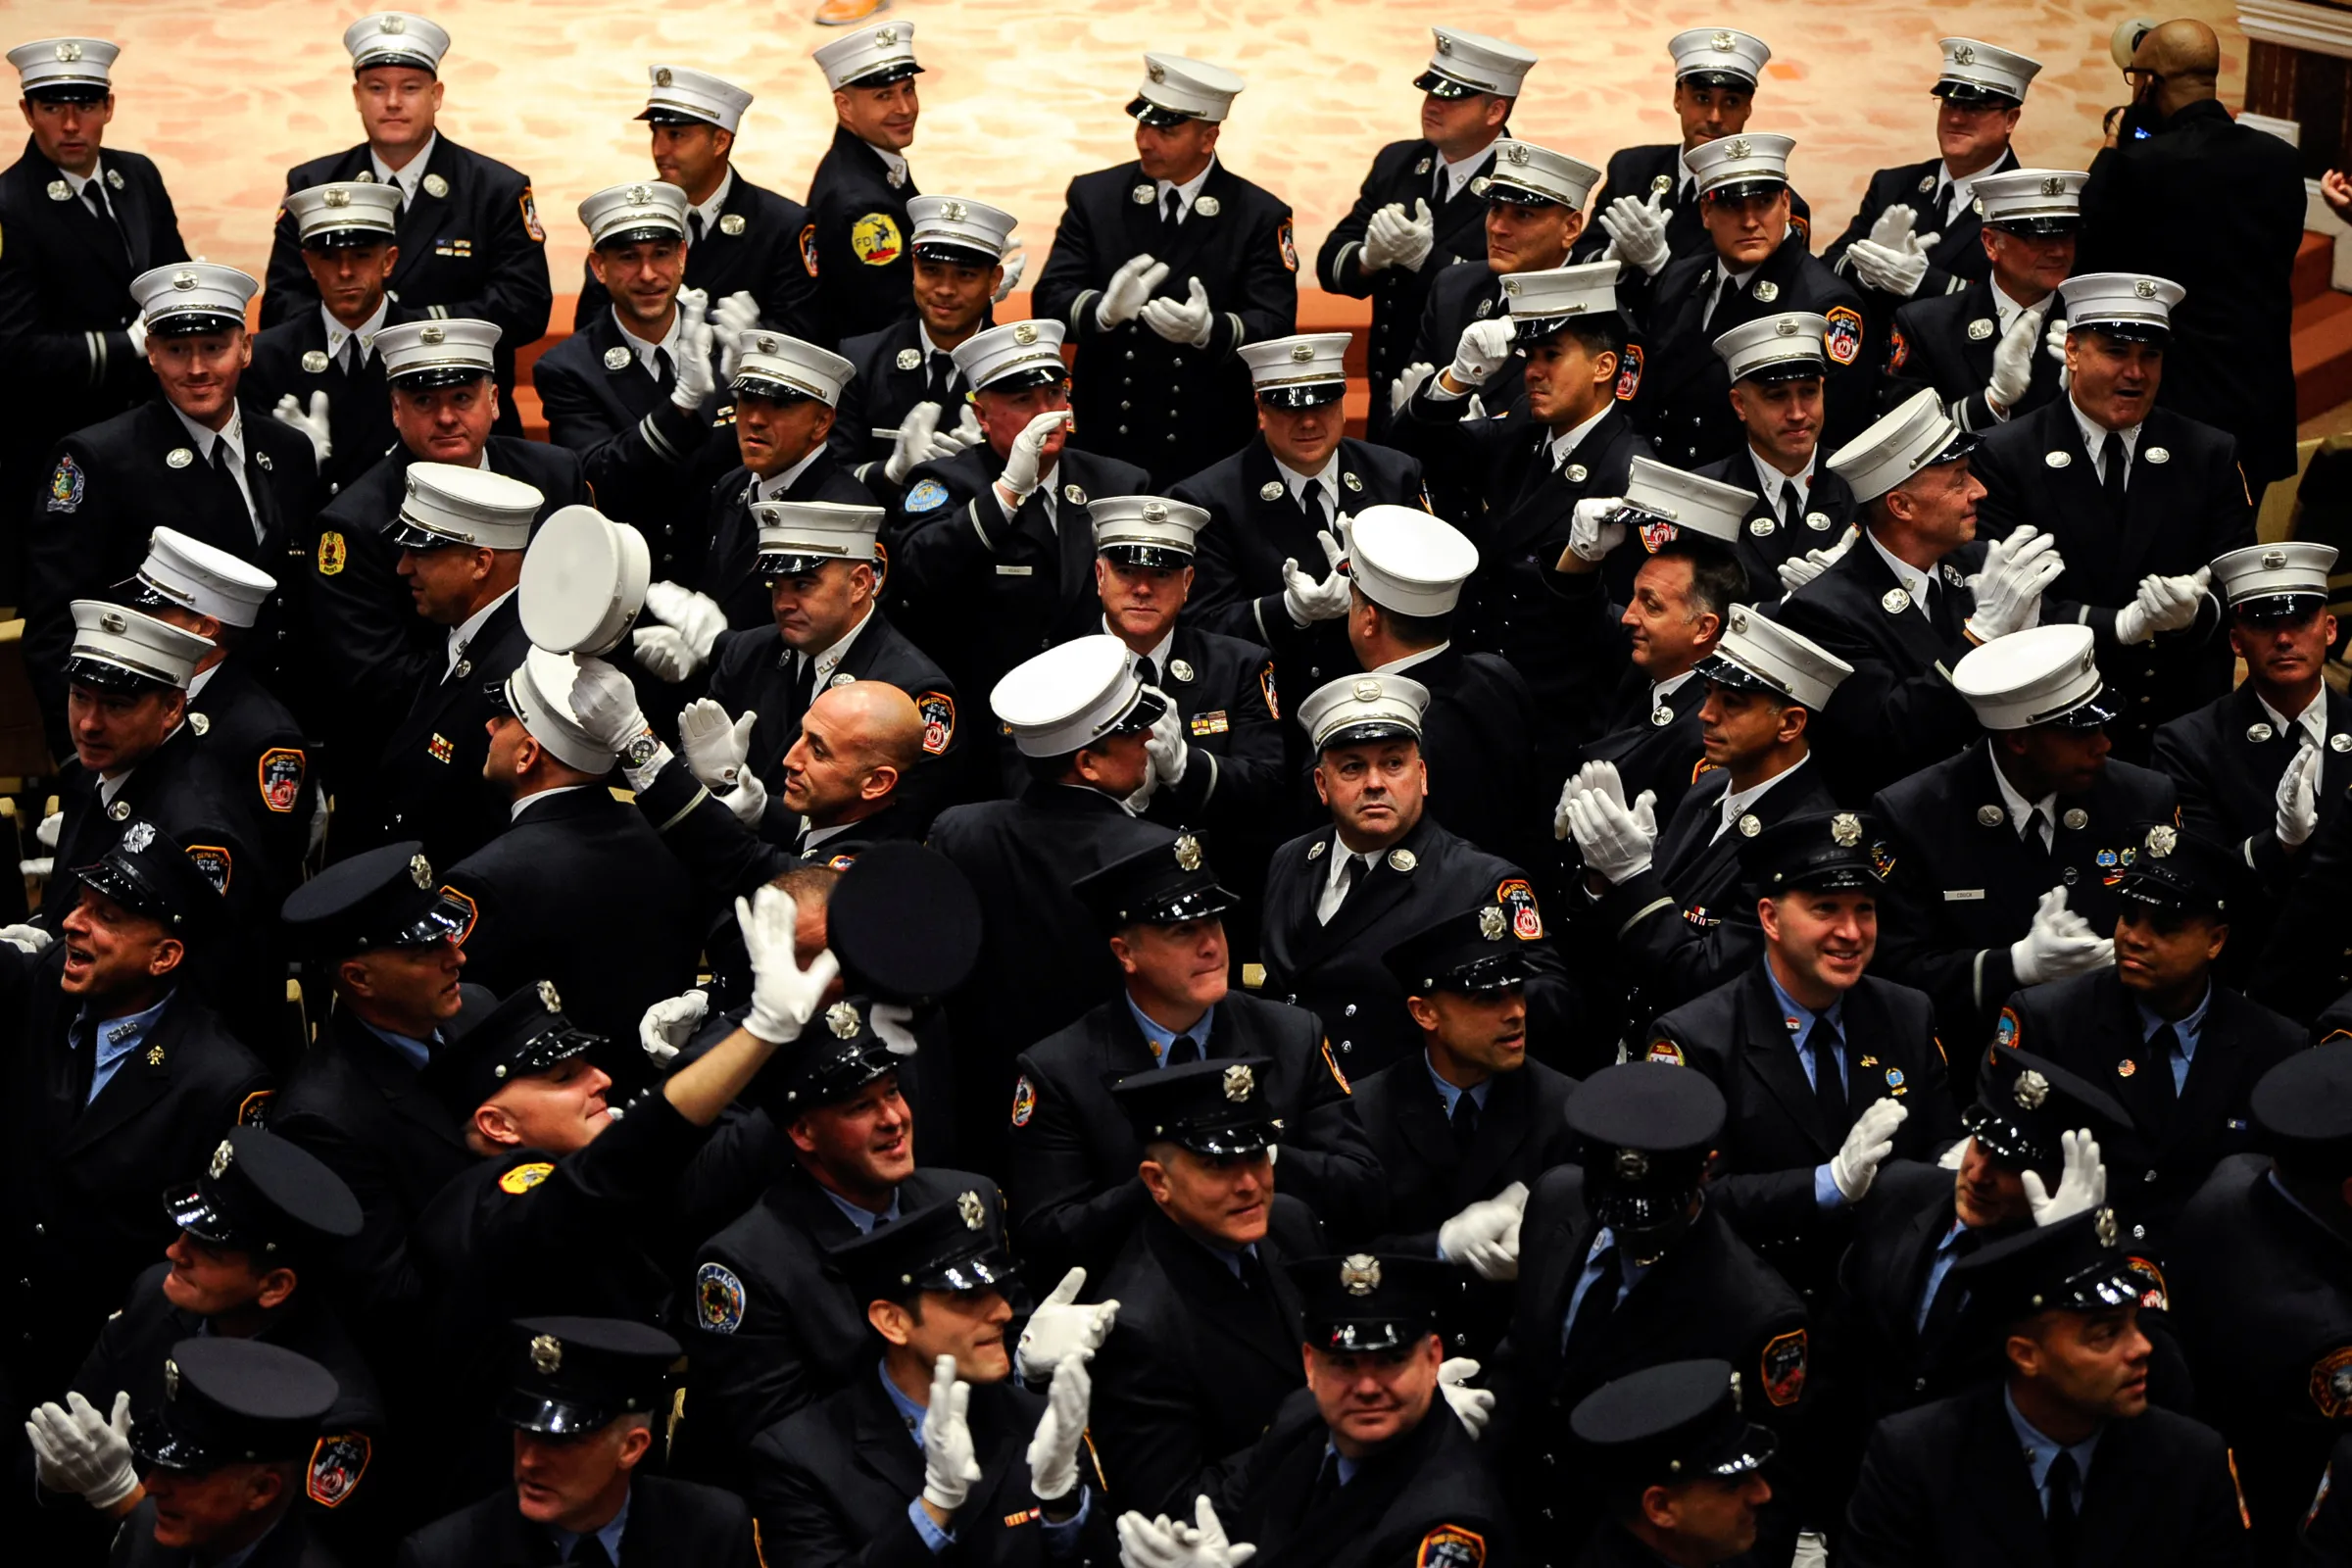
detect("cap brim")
(2043, 686), (2122, 731)
(386, 895), (469, 949)
(1257, 382), (1347, 410)
(1429, 949), (1533, 993)
(911, 241), (1003, 268)
(386, 520), (470, 551)
(1411, 71), (1484, 100)
(146, 312), (246, 339)
(1933, 82), (2023, 108)
(758, 550), (861, 577)
(595, 223), (686, 249)
(842, 63), (923, 88)
(1922, 425), (1979, 469)
(300, 226), (399, 250)
(1099, 544), (1196, 569)
(497, 1391), (621, 1436)
(1317, 719), (1420, 752)
(163, 1180), (235, 1245)
(24, 85), (110, 103)
(1130, 883), (1240, 926)
(1308, 1318), (1432, 1354)
(1179, 1120), (1278, 1156)
(917, 1246), (1020, 1294)
(1483, 181), (1567, 209)
(2072, 319), (2170, 346)
(975, 365), (1070, 395)
(731, 373), (826, 404)
(1677, 69), (1757, 90)
(1987, 218), (2079, 238)
(75, 855), (190, 925)
(1696, 653), (1787, 701)
(1693, 1422), (1780, 1477)
(1509, 314), (1579, 345)
(354, 54), (439, 75)
(1961, 1104), (2052, 1171)
(2233, 591), (2328, 621)
(130, 1421), (223, 1473)
(1703, 178), (1788, 203)
(637, 108), (722, 127)
(65, 655), (173, 695)
(2049, 1257), (2149, 1311)
(388, 365), (493, 391)
(2116, 871), (2219, 915)
(1782, 864), (1883, 893)
(1126, 97), (1198, 128)
(1737, 358), (1827, 384)
(1108, 686), (1169, 736)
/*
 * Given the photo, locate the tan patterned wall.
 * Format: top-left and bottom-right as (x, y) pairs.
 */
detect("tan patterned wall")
(28, 0), (2247, 294)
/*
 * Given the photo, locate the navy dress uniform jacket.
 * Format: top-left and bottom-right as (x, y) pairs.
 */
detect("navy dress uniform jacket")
(679, 1167), (1000, 1490)
(1033, 160), (1299, 487)
(1570, 663), (1712, 836)
(2252, 786), (2352, 1022)
(264, 138), (554, 437)
(689, 455), (878, 633)
(1834, 1160), (2009, 1423)
(1841, 1381), (2252, 1568)
(1882, 276), (2065, 433)
(531, 308), (736, 536)
(1868, 742), (2179, 1067)
(397, 1475), (760, 1568)
(242, 299), (425, 497)
(1007, 988), (1379, 1278)
(1689, 451), (1859, 592)
(189, 657), (317, 874)
(2151, 683), (2352, 878)
(805, 125), (917, 347)
(1087, 1198), (1321, 1522)
(827, 316), (981, 492)
(1131, 622), (1288, 845)
(573, 169), (822, 342)
(348, 592), (532, 868)
(1387, 645), (1541, 865)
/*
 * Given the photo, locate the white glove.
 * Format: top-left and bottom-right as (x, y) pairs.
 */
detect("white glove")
(644, 580), (728, 662)
(18, 858), (50, 882)
(1566, 786), (1658, 884)
(1986, 308), (2044, 413)
(1569, 760), (1632, 813)
(1597, 188), (1671, 277)
(994, 246), (1029, 303)
(1964, 528), (2064, 643)
(679, 698), (758, 791)
(1119, 1512), (1191, 1568)
(0, 923), (53, 956)
(1018, 1266), (1121, 1384)
(1000, 410), (1067, 501)
(920, 1355), (983, 1514)
(1141, 690), (1189, 788)
(2023, 1129), (2107, 1228)
(1846, 232), (1939, 299)
(1025, 1353), (1092, 1503)
(2278, 740), (2324, 849)
(1170, 1496), (1257, 1568)
(943, 402), (985, 452)
(670, 287), (716, 411)
(24, 1390), (138, 1509)
(568, 657), (653, 755)
(1776, 529), (1859, 594)
(737, 884), (841, 1045)
(1098, 255), (1172, 330)
(271, 390), (332, 466)
(1827, 1098), (1909, 1202)
(1394, 198), (1436, 271)
(885, 401), (945, 487)
(1360, 203), (1414, 272)
(2009, 885), (2115, 987)
(638, 989), (708, 1069)
(1390, 361), (1435, 416)
(1140, 276), (1215, 348)
(1446, 318), (1516, 391)
(36, 809), (60, 850)
(1437, 1181), (1529, 1281)
(713, 290), (762, 382)
(125, 318), (148, 358)
(1439, 1358), (1494, 1441)
(873, 1002), (920, 1057)
(721, 768), (768, 829)
(1280, 528), (1351, 625)
(1865, 204), (1919, 252)
(1568, 497), (1627, 564)
(2045, 317), (2072, 392)
(1937, 1138), (1970, 1171)
(2114, 565), (2211, 645)
(631, 625), (702, 683)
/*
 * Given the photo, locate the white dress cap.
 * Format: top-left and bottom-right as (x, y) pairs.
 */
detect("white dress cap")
(1826, 387), (1971, 503)
(1934, 38), (2042, 106)
(991, 634), (1163, 759)
(1713, 312), (1830, 382)
(135, 527), (276, 629)
(812, 22), (921, 91)
(754, 501), (886, 574)
(578, 181), (691, 249)
(640, 66), (754, 134)
(1481, 141), (1603, 210)
(1975, 169), (2085, 234)
(518, 506), (650, 657)
(1347, 506), (1480, 617)
(1500, 261), (1621, 339)
(10, 38), (120, 96)
(67, 600), (212, 693)
(952, 319), (1070, 393)
(500, 646), (617, 774)
(1091, 496), (1208, 567)
(131, 264), (259, 337)
(1952, 623), (2112, 731)
(391, 463), (542, 553)
(1667, 28), (1771, 87)
(1298, 672), (1431, 752)
(377, 318), (501, 387)
(732, 332), (855, 406)
(908, 197), (1018, 264)
(342, 13), (451, 74)
(1620, 456), (1753, 546)
(1418, 28), (1538, 99)
(1685, 132), (1796, 199)
(1698, 604), (1855, 710)
(2211, 541), (2338, 614)
(1131, 54), (1246, 124)
(1237, 334), (1351, 406)
(285, 181), (403, 246)
(2060, 272), (2184, 342)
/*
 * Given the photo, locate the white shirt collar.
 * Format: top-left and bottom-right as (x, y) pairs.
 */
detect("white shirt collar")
(369, 132), (439, 200)
(1102, 614), (1176, 677)
(612, 304), (684, 379)
(187, 663), (220, 701)
(1434, 143), (1490, 202)
(1650, 667), (1698, 709)
(1154, 157), (1218, 220)
(1322, 836), (1379, 898)
(1713, 756), (1810, 842)
(1990, 753), (2058, 840)
(1375, 642), (1450, 676)
(806, 604), (878, 684)
(447, 587), (515, 673)
(756, 444), (828, 503)
(1677, 147), (1698, 198)
(686, 167), (736, 234)
(1934, 159), (1994, 213)
(321, 293), (392, 364)
(60, 159), (109, 207)
(1272, 451), (1339, 508)
(1865, 531), (1938, 618)
(1748, 442), (1817, 503)
(2071, 398), (2141, 473)
(1990, 280), (2049, 328)
(512, 783), (591, 822)
(2258, 689), (2329, 752)
(1548, 401), (1614, 467)
(864, 139), (909, 184)
(171, 402), (244, 466)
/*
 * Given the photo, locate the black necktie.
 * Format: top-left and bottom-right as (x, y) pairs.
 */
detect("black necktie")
(1162, 188), (1182, 229)
(1326, 854), (1363, 922)
(2044, 1450), (2081, 1562)
(1779, 480), (1802, 533)
(570, 1536), (616, 1568)
(1136, 656), (1158, 688)
(1299, 482), (1329, 535)
(1805, 1018), (1848, 1139)
(925, 351), (957, 404)
(793, 654), (819, 717)
(81, 181), (128, 261)
(2101, 432), (2128, 517)
(2148, 1023), (2181, 1106)
(2024, 808), (2052, 857)
(688, 210), (706, 246)
(1705, 270), (1742, 330)
(1561, 1243), (1622, 1364)
(1306, 1452), (1347, 1513)
(1450, 1090), (1481, 1150)
(654, 347), (677, 395)
(1164, 1034), (1201, 1067)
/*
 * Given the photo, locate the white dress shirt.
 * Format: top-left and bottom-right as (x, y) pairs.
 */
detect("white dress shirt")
(2071, 400), (2142, 486)
(321, 293), (393, 370)
(612, 305), (685, 382)
(1316, 841), (1383, 925)
(446, 588), (516, 679)
(1865, 532), (1940, 622)
(369, 132), (439, 205)
(171, 403), (263, 543)
(1991, 757), (2059, 852)
(1154, 158), (1218, 223)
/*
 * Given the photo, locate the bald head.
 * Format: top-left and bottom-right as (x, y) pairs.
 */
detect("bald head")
(2133, 20), (2220, 114)
(782, 681), (923, 826)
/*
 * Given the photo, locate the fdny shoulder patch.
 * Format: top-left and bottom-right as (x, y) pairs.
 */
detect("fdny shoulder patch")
(1495, 878), (1544, 940)
(1010, 1073), (1038, 1128)
(2123, 1254), (2169, 1312)
(1824, 306), (1864, 368)
(307, 1432), (371, 1508)
(518, 187), (546, 243)
(1613, 343), (1643, 401)
(696, 1261), (747, 1334)
(1995, 1006), (2022, 1050)
(1762, 1328), (1808, 1407)
(1258, 662), (1280, 719)
(917, 690), (956, 757)
(1646, 1039), (1686, 1066)
(438, 885), (479, 945)
(1321, 1037), (1351, 1095)
(1886, 327), (1910, 373)
(2312, 1346), (2352, 1418)
(851, 212), (904, 266)
(1278, 217), (1298, 273)
(1416, 1525), (1485, 1568)
(498, 1161), (556, 1195)
(800, 222), (820, 277)
(258, 748), (306, 813)
(237, 1090), (273, 1127)
(47, 454), (83, 514)
(185, 845), (231, 895)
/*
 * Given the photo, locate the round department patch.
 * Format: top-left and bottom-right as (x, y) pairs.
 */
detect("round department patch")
(905, 478), (949, 514)
(498, 1161), (555, 1195)
(851, 212), (904, 266)
(696, 1261), (746, 1334)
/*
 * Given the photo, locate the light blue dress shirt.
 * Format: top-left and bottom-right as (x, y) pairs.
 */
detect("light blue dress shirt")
(1763, 963), (1853, 1210)
(2003, 1385), (2102, 1517)
(547, 1490), (630, 1562)
(880, 1362), (1090, 1554)
(2133, 984), (2212, 1096)
(74, 991), (174, 1105)
(1560, 1227), (1652, 1349)
(1912, 1219), (1971, 1333)
(1126, 994), (1214, 1066)
(1424, 1053), (1493, 1118)
(362, 1020), (438, 1072)
(825, 1187), (904, 1235)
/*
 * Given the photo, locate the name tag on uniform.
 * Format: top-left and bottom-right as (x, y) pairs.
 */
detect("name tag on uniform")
(1942, 889), (1985, 902)
(995, 564), (1033, 576)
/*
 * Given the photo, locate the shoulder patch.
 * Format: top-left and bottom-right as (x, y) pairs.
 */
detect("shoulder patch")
(1258, 662), (1280, 720)
(1790, 212), (1812, 247)
(236, 1089), (273, 1127)
(1646, 1039), (1686, 1066)
(1691, 756), (1719, 785)
(518, 186), (546, 243)
(1010, 1073), (1038, 1128)
(185, 845), (231, 895)
(258, 748), (306, 813)
(1278, 217), (1299, 274)
(2308, 1459), (2329, 1535)
(1761, 1328), (1808, 1407)
(917, 690), (956, 757)
(438, 885), (479, 944)
(316, 530), (346, 576)
(851, 212), (904, 267)
(1995, 1006), (2021, 1050)
(2123, 1253), (2169, 1312)
(696, 1260), (747, 1334)
(498, 1161), (556, 1195)
(307, 1432), (371, 1508)
(1416, 1526), (1485, 1568)
(1495, 878), (1544, 941)
(1321, 1036), (1351, 1095)
(905, 478), (949, 515)
(2313, 1347), (2352, 1418)
(1613, 342), (1643, 402)
(1886, 327), (1910, 373)
(46, 454), (83, 514)
(800, 222), (820, 277)
(1825, 306), (1864, 368)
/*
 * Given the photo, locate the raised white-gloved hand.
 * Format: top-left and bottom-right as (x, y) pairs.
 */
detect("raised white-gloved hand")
(1567, 496), (1628, 564)
(720, 768), (768, 829)
(1360, 203), (1414, 272)
(713, 290), (762, 382)
(1118, 1511), (1190, 1568)
(943, 402), (985, 452)
(737, 884), (841, 1045)
(1143, 690), (1189, 787)
(994, 246), (1029, 303)
(1964, 528), (2064, 643)
(1566, 786), (1658, 884)
(920, 1355), (983, 1514)
(1568, 760), (1632, 813)
(1846, 230), (1939, 299)
(1828, 1098), (1910, 1202)
(1280, 528), (1351, 625)
(2044, 316), (2072, 391)
(36, 809), (60, 852)
(885, 401), (946, 486)
(1866, 204), (1919, 252)
(0, 922), (53, 956)
(1026, 1352), (1092, 1503)
(1390, 361), (1435, 416)
(873, 1002), (920, 1057)
(17, 858), (51, 882)
(2023, 1128), (2106, 1228)
(2114, 565), (2212, 645)
(2278, 740), (2324, 849)
(1437, 1181), (1529, 1281)
(1776, 529), (1859, 595)
(272, 390), (333, 466)
(568, 657), (654, 756)
(126, 318), (148, 358)
(1597, 188), (1671, 277)
(1098, 255), (1171, 330)
(1986, 308), (2044, 413)
(24, 1390), (138, 1509)
(1018, 1266), (1121, 1385)
(1439, 1358), (1494, 1440)
(1000, 410), (1067, 501)
(1396, 198), (1437, 271)
(638, 989), (708, 1069)
(643, 580), (728, 662)
(630, 626), (701, 683)
(670, 287), (717, 411)
(2009, 885), (2115, 987)
(1445, 318), (1516, 392)
(678, 698), (757, 791)
(1140, 276), (1215, 347)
